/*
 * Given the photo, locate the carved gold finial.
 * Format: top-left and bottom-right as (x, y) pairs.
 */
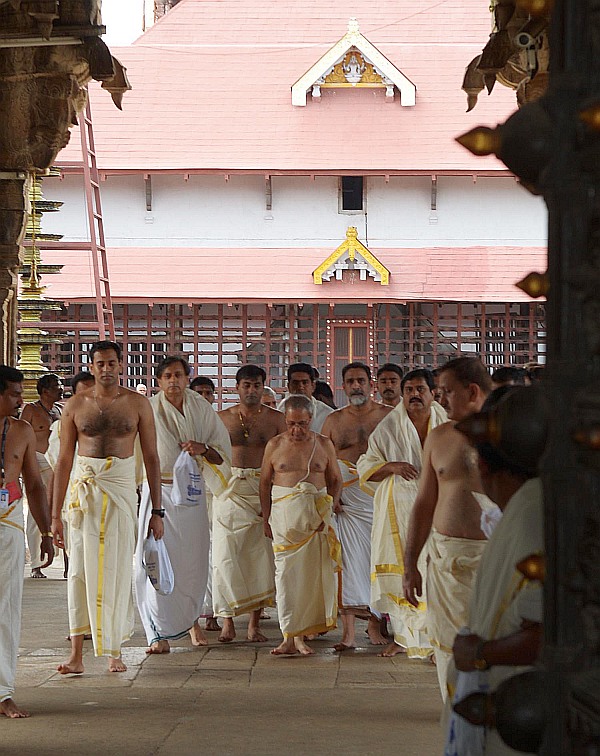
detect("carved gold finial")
(516, 0), (554, 17)
(346, 227), (358, 239)
(347, 17), (360, 35)
(579, 104), (600, 131)
(455, 126), (502, 157)
(516, 271), (550, 298)
(517, 554), (546, 582)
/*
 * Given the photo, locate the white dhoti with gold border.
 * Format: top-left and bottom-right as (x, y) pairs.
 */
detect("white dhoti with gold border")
(67, 455), (137, 658)
(212, 468), (275, 617)
(0, 497), (25, 702)
(335, 460), (374, 614)
(270, 483), (341, 638)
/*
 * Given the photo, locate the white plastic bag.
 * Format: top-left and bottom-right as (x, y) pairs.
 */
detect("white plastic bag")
(142, 533), (175, 595)
(171, 449), (206, 507)
(444, 628), (488, 756)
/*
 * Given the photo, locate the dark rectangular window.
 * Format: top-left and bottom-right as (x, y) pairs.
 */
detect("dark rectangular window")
(341, 176), (363, 211)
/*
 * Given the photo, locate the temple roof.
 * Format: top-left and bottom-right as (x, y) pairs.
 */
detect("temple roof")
(41, 245), (546, 304)
(57, 0), (518, 173)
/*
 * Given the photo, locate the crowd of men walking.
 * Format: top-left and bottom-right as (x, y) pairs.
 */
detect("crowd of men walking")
(0, 343), (546, 756)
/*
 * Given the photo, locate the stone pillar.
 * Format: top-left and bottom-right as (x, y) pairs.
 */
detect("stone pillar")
(0, 176), (30, 364)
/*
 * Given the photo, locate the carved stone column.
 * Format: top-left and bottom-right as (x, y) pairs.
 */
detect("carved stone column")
(0, 176), (30, 363)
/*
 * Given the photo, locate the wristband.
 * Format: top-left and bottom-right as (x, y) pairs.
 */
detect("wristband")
(151, 508), (165, 518)
(42, 532), (53, 537)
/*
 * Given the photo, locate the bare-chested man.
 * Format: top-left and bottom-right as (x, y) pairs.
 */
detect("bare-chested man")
(357, 368), (447, 660)
(321, 361), (391, 651)
(213, 364), (286, 643)
(20, 373), (62, 578)
(261, 394), (342, 656)
(376, 363), (403, 408)
(403, 356), (492, 699)
(0, 365), (53, 718)
(52, 340), (163, 674)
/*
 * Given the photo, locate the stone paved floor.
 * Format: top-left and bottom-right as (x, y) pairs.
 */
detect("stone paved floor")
(5, 560), (444, 755)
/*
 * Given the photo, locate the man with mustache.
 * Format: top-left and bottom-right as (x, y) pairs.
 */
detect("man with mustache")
(358, 368), (447, 659)
(213, 365), (286, 643)
(403, 357), (492, 700)
(321, 362), (392, 651)
(376, 363), (403, 408)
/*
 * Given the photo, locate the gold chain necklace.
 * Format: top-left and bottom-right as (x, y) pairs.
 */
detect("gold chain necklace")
(94, 390), (120, 414)
(238, 407), (261, 439)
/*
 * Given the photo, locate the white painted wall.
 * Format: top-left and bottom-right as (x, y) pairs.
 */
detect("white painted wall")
(41, 173), (547, 249)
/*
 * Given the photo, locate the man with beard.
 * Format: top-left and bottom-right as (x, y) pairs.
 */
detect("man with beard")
(213, 365), (286, 643)
(358, 369), (447, 659)
(403, 357), (492, 700)
(376, 363), (403, 408)
(321, 362), (391, 650)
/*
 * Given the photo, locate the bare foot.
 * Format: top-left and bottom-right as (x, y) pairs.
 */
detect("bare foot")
(205, 617), (221, 632)
(367, 618), (388, 646)
(57, 659), (84, 675)
(380, 616), (391, 638)
(247, 629), (268, 642)
(378, 642), (406, 658)
(294, 637), (315, 656)
(146, 640), (170, 654)
(333, 642), (355, 652)
(271, 639), (297, 656)
(108, 657), (127, 672)
(30, 568), (46, 579)
(189, 622), (208, 647)
(0, 698), (30, 718)
(218, 618), (236, 643)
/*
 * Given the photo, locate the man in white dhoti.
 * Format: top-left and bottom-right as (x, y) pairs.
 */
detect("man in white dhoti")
(447, 387), (546, 756)
(276, 363), (333, 433)
(214, 365), (286, 642)
(321, 361), (392, 650)
(358, 368), (447, 659)
(21, 373), (63, 578)
(189, 375), (221, 632)
(0, 365), (54, 718)
(261, 395), (342, 656)
(403, 357), (492, 700)
(46, 371), (95, 581)
(52, 340), (164, 674)
(135, 356), (231, 653)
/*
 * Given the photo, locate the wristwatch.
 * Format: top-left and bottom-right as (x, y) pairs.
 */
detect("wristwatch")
(151, 508), (165, 518)
(473, 639), (489, 670)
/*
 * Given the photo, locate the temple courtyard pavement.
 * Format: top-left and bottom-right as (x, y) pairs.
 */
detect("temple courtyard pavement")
(7, 560), (443, 755)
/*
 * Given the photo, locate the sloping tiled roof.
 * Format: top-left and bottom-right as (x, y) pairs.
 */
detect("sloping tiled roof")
(40, 245), (547, 303)
(58, 0), (518, 172)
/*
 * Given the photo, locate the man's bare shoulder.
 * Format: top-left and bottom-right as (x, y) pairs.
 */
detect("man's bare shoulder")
(218, 405), (237, 419)
(372, 401), (393, 419)
(427, 421), (462, 447)
(8, 417), (35, 439)
(315, 432), (335, 450)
